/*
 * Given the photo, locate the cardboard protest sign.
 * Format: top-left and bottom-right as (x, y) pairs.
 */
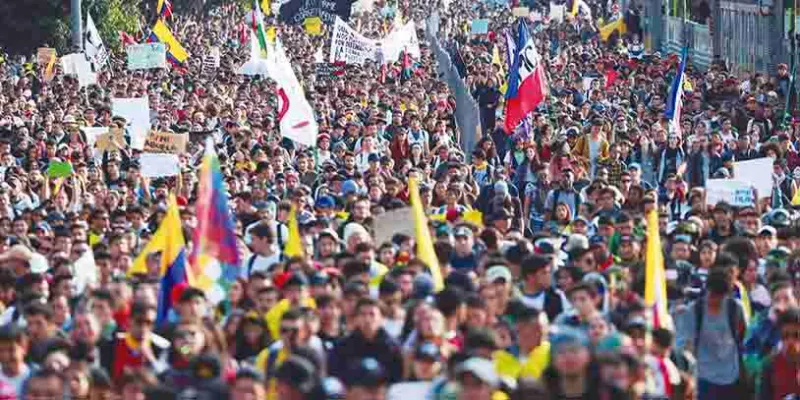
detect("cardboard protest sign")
(733, 157), (773, 199)
(95, 128), (126, 152)
(47, 161), (72, 178)
(304, 17), (323, 35)
(512, 7), (530, 17)
(471, 19), (489, 34)
(37, 48), (57, 81)
(374, 208), (414, 245)
(143, 131), (188, 154)
(329, 17), (378, 65)
(706, 180), (756, 207)
(139, 153), (181, 177)
(80, 127), (107, 149)
(126, 43), (167, 70)
(112, 98), (150, 150)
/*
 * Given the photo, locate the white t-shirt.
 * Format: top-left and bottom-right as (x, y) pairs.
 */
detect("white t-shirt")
(0, 364), (30, 397)
(241, 253), (282, 278)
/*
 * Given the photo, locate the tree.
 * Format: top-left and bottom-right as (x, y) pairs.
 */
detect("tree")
(86, 0), (143, 51)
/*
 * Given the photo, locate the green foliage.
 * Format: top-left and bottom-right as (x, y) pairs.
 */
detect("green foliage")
(86, 0), (143, 51)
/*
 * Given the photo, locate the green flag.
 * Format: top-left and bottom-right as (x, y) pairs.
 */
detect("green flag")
(252, 0), (269, 58)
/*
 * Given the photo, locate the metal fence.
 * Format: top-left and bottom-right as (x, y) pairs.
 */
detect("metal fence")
(645, 0), (785, 73)
(426, 12), (481, 159)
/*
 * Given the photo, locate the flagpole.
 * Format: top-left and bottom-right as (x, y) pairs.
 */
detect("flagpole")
(71, 0), (83, 50)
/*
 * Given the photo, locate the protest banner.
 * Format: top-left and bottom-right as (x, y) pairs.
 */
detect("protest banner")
(279, 0), (353, 25)
(512, 7), (530, 17)
(143, 132), (188, 154)
(95, 128), (126, 152)
(112, 98), (151, 150)
(471, 19), (489, 34)
(381, 21), (421, 63)
(304, 17), (323, 35)
(315, 62), (345, 80)
(139, 154), (181, 177)
(329, 17), (378, 65)
(126, 43), (167, 70)
(706, 180), (756, 207)
(201, 47), (221, 75)
(84, 13), (109, 71)
(732, 157), (773, 199)
(374, 207), (415, 245)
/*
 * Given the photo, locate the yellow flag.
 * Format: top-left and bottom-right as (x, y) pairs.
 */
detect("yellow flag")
(599, 18), (627, 41)
(644, 210), (670, 330)
(283, 205), (305, 258)
(792, 189), (800, 206)
(266, 26), (277, 42)
(261, 0), (272, 16)
(394, 7), (404, 27)
(492, 45), (502, 69)
(409, 177), (444, 292)
(129, 195), (187, 278)
(570, 0), (579, 17)
(462, 209), (484, 227)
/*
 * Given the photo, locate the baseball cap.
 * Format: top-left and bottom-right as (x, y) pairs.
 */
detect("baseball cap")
(341, 180), (359, 196)
(316, 195), (335, 209)
(453, 225), (473, 238)
(344, 358), (387, 388)
(455, 358), (500, 387)
(758, 226), (777, 237)
(485, 266), (512, 284)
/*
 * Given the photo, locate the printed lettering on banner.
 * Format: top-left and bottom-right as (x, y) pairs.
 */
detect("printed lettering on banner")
(329, 17), (378, 65)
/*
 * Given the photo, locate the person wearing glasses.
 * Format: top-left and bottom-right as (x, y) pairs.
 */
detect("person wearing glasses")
(100, 301), (169, 381)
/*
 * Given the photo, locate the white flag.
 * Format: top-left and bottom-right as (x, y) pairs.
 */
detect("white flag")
(84, 13), (108, 71)
(236, 35), (270, 76)
(267, 40), (318, 147)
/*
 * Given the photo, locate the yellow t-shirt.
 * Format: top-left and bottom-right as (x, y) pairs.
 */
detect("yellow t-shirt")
(493, 341), (551, 380)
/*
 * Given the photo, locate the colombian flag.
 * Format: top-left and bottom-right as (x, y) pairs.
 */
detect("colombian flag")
(190, 138), (241, 302)
(148, 20), (189, 65)
(129, 195), (190, 324)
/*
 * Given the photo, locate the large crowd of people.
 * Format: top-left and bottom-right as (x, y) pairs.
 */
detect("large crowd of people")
(0, 0), (797, 399)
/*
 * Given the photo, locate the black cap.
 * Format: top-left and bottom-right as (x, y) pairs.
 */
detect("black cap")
(275, 355), (318, 394)
(285, 272), (310, 288)
(343, 358), (387, 388)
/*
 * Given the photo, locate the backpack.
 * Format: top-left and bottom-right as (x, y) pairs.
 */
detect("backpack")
(693, 297), (753, 394)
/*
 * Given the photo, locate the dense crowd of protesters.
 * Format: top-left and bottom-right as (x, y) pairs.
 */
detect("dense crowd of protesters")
(0, 0), (798, 399)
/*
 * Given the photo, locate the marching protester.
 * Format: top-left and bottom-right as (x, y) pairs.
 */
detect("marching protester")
(0, 0), (798, 398)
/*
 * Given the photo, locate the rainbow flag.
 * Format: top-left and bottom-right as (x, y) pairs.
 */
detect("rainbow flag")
(148, 20), (189, 65)
(190, 137), (241, 304)
(129, 195), (190, 324)
(157, 0), (173, 18)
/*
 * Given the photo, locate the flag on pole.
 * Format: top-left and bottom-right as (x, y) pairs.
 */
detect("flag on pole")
(84, 13), (109, 71)
(157, 0), (173, 19)
(644, 210), (670, 330)
(598, 17), (627, 41)
(119, 31), (137, 47)
(148, 20), (189, 65)
(408, 177), (444, 292)
(189, 137), (242, 304)
(129, 195), (190, 324)
(504, 20), (548, 133)
(266, 39), (318, 147)
(261, 0), (272, 16)
(664, 47), (687, 134)
(251, 0), (270, 58)
(283, 205), (305, 258)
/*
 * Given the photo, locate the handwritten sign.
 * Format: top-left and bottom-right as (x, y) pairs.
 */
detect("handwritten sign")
(315, 62), (345, 80)
(512, 7), (530, 17)
(329, 17), (378, 65)
(733, 157), (773, 199)
(706, 179), (755, 207)
(374, 208), (414, 245)
(471, 19), (489, 35)
(143, 131), (188, 154)
(95, 128), (126, 152)
(112, 98), (150, 150)
(304, 16), (323, 35)
(127, 43), (167, 70)
(139, 153), (181, 177)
